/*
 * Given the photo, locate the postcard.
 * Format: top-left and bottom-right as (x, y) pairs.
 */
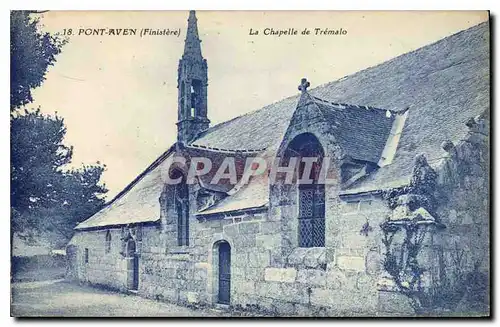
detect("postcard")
(10, 10), (490, 317)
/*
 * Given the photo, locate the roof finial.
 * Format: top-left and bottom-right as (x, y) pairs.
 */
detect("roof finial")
(298, 78), (310, 93)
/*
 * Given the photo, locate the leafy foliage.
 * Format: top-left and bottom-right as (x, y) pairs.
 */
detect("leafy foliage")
(380, 219), (488, 315)
(11, 109), (108, 239)
(380, 218), (431, 313)
(10, 11), (107, 245)
(10, 11), (67, 110)
(380, 151), (490, 315)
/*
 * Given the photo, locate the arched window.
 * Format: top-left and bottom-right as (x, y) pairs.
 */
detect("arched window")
(105, 230), (112, 254)
(286, 133), (325, 248)
(171, 169), (190, 246)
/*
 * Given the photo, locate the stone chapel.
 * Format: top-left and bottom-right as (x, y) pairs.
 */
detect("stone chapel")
(68, 11), (490, 315)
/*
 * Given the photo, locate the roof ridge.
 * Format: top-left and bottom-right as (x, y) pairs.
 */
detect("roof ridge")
(100, 146), (175, 208)
(193, 92), (301, 142)
(311, 95), (397, 113)
(187, 143), (266, 153)
(195, 22), (488, 144)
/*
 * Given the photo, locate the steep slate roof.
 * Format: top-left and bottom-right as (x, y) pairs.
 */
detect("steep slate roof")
(325, 21), (490, 193)
(198, 172), (269, 216)
(195, 21), (489, 193)
(75, 22), (489, 229)
(75, 149), (174, 229)
(313, 99), (395, 163)
(192, 95), (299, 152)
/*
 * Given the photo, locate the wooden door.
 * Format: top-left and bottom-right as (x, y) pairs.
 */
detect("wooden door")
(126, 240), (138, 291)
(218, 242), (231, 304)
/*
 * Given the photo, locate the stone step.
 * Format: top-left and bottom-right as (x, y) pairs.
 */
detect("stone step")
(213, 303), (230, 311)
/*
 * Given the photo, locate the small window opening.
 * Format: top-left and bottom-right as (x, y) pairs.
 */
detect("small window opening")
(190, 79), (202, 116)
(105, 231), (112, 254)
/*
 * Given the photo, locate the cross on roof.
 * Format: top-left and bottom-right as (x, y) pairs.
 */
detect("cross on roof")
(298, 78), (310, 93)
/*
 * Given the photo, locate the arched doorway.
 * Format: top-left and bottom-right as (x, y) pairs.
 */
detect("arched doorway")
(126, 239), (139, 291)
(216, 241), (231, 304)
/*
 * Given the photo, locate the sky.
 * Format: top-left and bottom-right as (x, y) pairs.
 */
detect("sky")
(28, 10), (488, 199)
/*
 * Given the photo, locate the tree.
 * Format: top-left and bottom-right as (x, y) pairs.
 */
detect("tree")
(10, 11), (107, 247)
(10, 11), (66, 110)
(11, 109), (71, 235)
(11, 110), (108, 240)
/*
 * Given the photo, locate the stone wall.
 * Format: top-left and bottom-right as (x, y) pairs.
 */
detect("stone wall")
(70, 193), (394, 316)
(372, 113), (490, 315)
(219, 192), (394, 316)
(71, 188), (486, 316)
(68, 115), (489, 316)
(435, 120), (489, 272)
(135, 212), (271, 307)
(68, 93), (406, 315)
(70, 229), (129, 291)
(431, 115), (490, 311)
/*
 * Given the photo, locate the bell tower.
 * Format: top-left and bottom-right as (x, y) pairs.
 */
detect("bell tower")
(177, 10), (210, 144)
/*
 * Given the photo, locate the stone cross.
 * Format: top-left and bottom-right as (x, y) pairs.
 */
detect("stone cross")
(298, 78), (310, 93)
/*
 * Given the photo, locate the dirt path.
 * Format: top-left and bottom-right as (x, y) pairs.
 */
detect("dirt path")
(11, 279), (229, 317)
